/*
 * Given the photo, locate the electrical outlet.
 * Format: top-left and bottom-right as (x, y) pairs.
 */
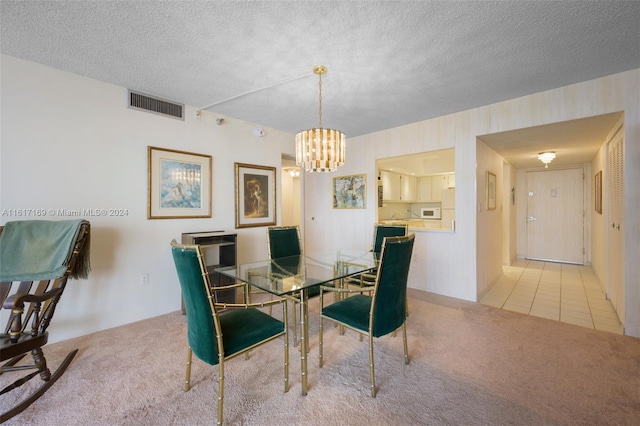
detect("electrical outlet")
(140, 273), (149, 285)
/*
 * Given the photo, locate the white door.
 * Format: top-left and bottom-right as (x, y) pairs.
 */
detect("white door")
(526, 168), (584, 264)
(608, 130), (625, 324)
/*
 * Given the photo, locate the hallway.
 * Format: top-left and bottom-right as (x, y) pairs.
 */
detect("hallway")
(480, 259), (623, 335)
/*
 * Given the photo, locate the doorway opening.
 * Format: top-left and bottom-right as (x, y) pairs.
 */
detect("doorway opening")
(281, 153), (301, 227)
(478, 112), (625, 331)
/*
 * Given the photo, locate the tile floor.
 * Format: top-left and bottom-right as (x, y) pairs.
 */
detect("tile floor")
(480, 259), (624, 335)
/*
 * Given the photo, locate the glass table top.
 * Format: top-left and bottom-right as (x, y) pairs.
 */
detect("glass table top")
(216, 249), (378, 296)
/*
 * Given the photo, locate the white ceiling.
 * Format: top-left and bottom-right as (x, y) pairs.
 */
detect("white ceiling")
(1, 1), (638, 166)
(478, 112), (624, 169)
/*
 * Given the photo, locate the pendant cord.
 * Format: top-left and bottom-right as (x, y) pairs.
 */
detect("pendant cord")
(318, 72), (323, 128)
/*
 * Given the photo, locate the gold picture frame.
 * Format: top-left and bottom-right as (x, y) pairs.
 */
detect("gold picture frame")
(235, 162), (277, 228)
(332, 174), (366, 209)
(595, 170), (602, 214)
(486, 171), (496, 211)
(147, 146), (212, 219)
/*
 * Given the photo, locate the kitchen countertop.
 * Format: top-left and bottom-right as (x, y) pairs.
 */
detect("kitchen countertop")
(379, 219), (455, 232)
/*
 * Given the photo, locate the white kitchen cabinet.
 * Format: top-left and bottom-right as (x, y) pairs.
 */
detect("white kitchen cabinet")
(381, 170), (416, 202)
(417, 174), (455, 201)
(380, 170), (401, 201)
(401, 175), (417, 202)
(447, 174), (455, 188)
(417, 176), (432, 201)
(431, 175), (448, 201)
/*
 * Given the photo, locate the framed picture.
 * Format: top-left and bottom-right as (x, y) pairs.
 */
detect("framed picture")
(595, 170), (602, 214)
(486, 171), (496, 211)
(235, 163), (276, 228)
(333, 174), (366, 209)
(148, 146), (212, 219)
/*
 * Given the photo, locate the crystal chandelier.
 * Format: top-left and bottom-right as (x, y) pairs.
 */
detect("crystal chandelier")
(538, 151), (556, 168)
(295, 66), (345, 172)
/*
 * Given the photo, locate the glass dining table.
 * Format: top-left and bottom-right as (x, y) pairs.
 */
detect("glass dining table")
(216, 249), (378, 395)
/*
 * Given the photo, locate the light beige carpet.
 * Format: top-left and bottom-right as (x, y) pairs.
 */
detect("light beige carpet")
(2, 290), (639, 425)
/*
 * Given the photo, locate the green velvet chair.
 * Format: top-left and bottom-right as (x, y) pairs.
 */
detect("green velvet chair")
(347, 223), (408, 288)
(267, 226), (302, 259)
(171, 240), (289, 426)
(318, 234), (415, 397)
(266, 225), (318, 347)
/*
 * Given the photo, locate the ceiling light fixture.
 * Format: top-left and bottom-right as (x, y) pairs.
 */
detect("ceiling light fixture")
(295, 66), (345, 172)
(283, 167), (300, 177)
(538, 151), (556, 168)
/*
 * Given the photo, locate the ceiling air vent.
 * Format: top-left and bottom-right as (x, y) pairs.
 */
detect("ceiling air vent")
(128, 90), (184, 120)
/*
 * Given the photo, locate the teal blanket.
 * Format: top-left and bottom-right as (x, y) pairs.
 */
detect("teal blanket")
(0, 219), (90, 281)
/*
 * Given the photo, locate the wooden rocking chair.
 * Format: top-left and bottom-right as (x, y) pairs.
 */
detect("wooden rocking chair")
(0, 219), (90, 422)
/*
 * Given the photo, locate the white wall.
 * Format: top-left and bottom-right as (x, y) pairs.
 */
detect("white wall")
(476, 140), (505, 297)
(0, 55), (295, 342)
(304, 114), (478, 301)
(302, 68), (640, 337)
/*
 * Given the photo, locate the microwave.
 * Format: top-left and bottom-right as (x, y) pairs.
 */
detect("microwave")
(421, 207), (441, 220)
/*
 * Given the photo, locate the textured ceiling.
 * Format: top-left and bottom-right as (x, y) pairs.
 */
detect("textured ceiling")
(1, 1), (639, 167)
(478, 112), (624, 169)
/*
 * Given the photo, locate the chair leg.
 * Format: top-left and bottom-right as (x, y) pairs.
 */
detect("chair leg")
(292, 300), (298, 347)
(184, 348), (192, 391)
(31, 347), (51, 381)
(283, 302), (289, 393)
(368, 333), (376, 398)
(217, 359), (224, 426)
(402, 323), (409, 365)
(318, 316), (324, 368)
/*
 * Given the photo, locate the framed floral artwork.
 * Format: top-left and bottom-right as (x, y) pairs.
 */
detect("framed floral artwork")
(332, 174), (366, 209)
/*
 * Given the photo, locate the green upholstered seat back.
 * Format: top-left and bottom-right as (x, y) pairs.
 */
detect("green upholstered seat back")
(372, 235), (415, 337)
(171, 244), (220, 366)
(267, 226), (302, 259)
(372, 224), (407, 254)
